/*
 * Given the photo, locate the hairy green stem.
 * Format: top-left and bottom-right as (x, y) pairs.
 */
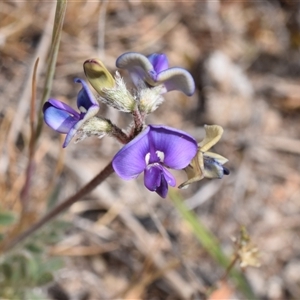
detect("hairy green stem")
(108, 120), (131, 144)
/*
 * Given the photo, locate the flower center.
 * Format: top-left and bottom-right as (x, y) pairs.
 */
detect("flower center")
(145, 150), (165, 165)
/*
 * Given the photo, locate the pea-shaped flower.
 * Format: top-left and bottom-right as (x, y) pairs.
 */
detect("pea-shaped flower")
(43, 78), (99, 147)
(112, 125), (197, 198)
(179, 125), (230, 189)
(116, 52), (195, 96)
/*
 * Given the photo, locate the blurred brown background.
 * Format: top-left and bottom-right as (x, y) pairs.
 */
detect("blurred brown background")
(1, 0), (300, 299)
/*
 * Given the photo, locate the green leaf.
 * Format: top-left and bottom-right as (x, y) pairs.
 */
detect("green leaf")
(37, 272), (53, 285)
(0, 211), (16, 226)
(1, 262), (12, 281)
(25, 243), (43, 254)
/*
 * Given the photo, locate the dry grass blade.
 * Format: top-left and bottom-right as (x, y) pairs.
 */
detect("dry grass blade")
(7, 2), (56, 146)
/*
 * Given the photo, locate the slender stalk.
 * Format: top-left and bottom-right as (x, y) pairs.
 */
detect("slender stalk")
(221, 254), (239, 282)
(108, 120), (131, 144)
(20, 58), (39, 209)
(97, 0), (108, 59)
(36, 0), (67, 140)
(2, 161), (114, 252)
(128, 107), (144, 140)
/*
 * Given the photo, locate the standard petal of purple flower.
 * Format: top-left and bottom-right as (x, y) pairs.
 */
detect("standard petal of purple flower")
(74, 78), (98, 110)
(156, 68), (195, 96)
(43, 104), (79, 133)
(112, 127), (150, 179)
(147, 53), (169, 73)
(148, 125), (197, 169)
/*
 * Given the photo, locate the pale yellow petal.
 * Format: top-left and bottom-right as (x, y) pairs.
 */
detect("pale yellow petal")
(198, 125), (223, 152)
(178, 173), (204, 189)
(178, 152), (204, 189)
(204, 152), (228, 165)
(203, 163), (224, 179)
(203, 152), (227, 179)
(84, 58), (115, 96)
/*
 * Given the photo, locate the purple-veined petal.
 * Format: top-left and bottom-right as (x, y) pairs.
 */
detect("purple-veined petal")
(45, 99), (80, 117)
(112, 127), (151, 179)
(144, 164), (162, 192)
(144, 164), (174, 198)
(155, 175), (168, 198)
(148, 125), (197, 169)
(43, 105), (78, 134)
(147, 53), (169, 73)
(75, 78), (98, 110)
(156, 67), (195, 96)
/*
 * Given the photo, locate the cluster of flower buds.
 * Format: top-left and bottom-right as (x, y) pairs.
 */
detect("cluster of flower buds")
(43, 52), (229, 198)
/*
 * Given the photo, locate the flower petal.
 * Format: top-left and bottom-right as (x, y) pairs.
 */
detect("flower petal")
(75, 78), (99, 110)
(178, 151), (204, 189)
(203, 156), (226, 179)
(116, 52), (154, 73)
(144, 164), (163, 192)
(43, 104), (78, 134)
(83, 59), (115, 96)
(155, 175), (168, 198)
(148, 125), (197, 169)
(144, 164), (175, 198)
(63, 127), (77, 148)
(147, 53), (169, 73)
(203, 152), (230, 178)
(161, 167), (176, 187)
(199, 125), (224, 152)
(156, 67), (195, 96)
(112, 127), (150, 179)
(45, 99), (80, 117)
(204, 152), (228, 165)
(116, 52), (156, 86)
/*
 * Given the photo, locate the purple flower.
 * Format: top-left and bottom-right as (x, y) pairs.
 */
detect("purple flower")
(116, 52), (195, 96)
(43, 78), (99, 147)
(112, 125), (197, 198)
